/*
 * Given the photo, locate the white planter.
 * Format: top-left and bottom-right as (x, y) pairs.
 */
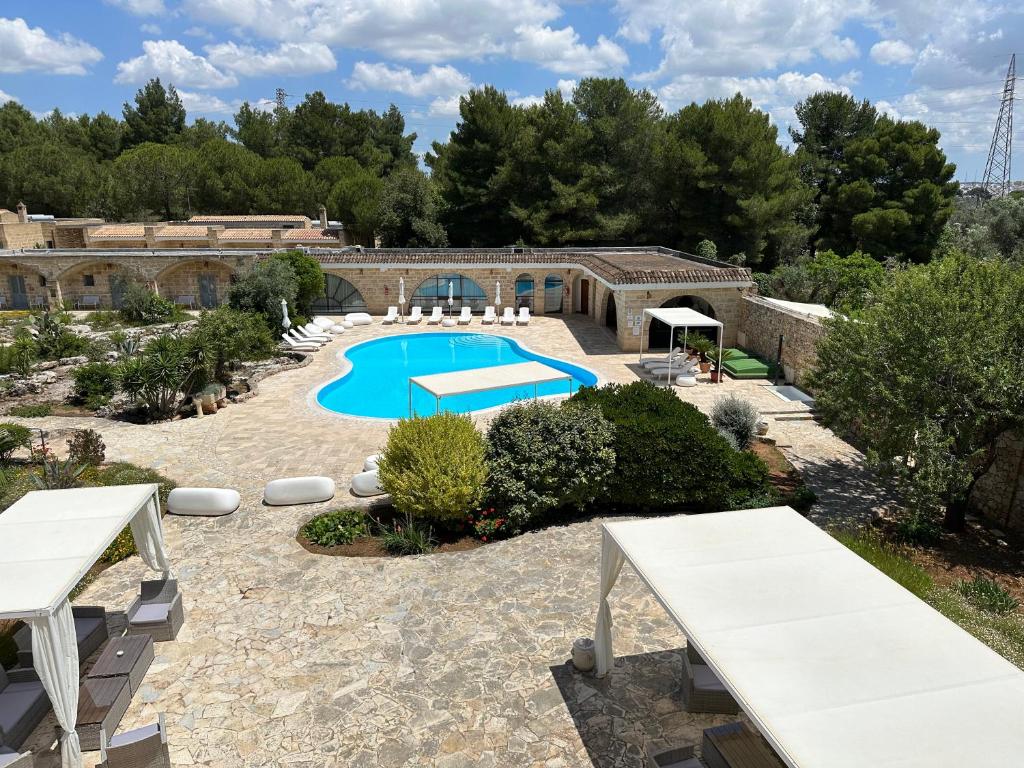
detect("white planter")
(572, 637), (596, 672)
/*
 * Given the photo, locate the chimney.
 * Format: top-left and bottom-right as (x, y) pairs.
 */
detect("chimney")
(206, 225), (224, 248)
(144, 225), (158, 248)
(318, 204), (328, 229)
(16, 202), (27, 224)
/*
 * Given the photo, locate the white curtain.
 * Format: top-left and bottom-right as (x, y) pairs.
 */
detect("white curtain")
(129, 493), (171, 575)
(29, 602), (82, 768)
(594, 529), (625, 677)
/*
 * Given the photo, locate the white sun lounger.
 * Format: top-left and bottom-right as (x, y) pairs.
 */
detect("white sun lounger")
(516, 307), (530, 325)
(500, 307), (515, 325)
(281, 334), (319, 352)
(408, 306), (423, 324)
(458, 307), (472, 324)
(382, 306), (398, 324)
(482, 307), (496, 324)
(292, 328), (329, 343)
(427, 306), (443, 324)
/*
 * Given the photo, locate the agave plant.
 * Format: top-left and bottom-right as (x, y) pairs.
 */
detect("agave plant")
(32, 455), (87, 490)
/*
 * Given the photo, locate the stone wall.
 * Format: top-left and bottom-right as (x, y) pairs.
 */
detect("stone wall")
(969, 430), (1024, 538)
(609, 287), (746, 353)
(738, 295), (827, 388)
(0, 221), (50, 249)
(0, 262), (51, 309)
(157, 260), (234, 308)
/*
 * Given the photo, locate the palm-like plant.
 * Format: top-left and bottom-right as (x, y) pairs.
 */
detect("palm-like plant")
(115, 333), (211, 419)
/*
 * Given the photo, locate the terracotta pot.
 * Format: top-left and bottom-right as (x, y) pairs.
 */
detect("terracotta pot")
(699, 361), (711, 373)
(709, 371), (721, 382)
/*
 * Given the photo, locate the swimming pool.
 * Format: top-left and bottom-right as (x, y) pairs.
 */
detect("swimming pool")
(316, 332), (599, 419)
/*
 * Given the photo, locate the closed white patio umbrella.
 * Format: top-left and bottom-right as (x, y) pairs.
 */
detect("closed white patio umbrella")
(398, 277), (406, 323)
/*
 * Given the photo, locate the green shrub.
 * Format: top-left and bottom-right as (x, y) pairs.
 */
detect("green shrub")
(0, 338), (36, 375)
(95, 462), (176, 506)
(72, 362), (117, 409)
(31, 312), (88, 360)
(31, 456), (87, 490)
(0, 423), (31, 463)
(228, 258), (298, 331)
(118, 282), (184, 325)
(8, 404), (51, 418)
(379, 512), (436, 555)
(272, 250), (325, 319)
(894, 509), (943, 546)
(834, 529), (933, 599)
(695, 239), (718, 260)
(85, 310), (122, 330)
(570, 381), (771, 511)
(378, 412), (488, 521)
(485, 400), (615, 531)
(786, 485), (819, 513)
(711, 394), (760, 450)
(190, 306), (277, 382)
(301, 508), (369, 547)
(67, 429), (106, 466)
(954, 575), (1019, 615)
(115, 333), (210, 418)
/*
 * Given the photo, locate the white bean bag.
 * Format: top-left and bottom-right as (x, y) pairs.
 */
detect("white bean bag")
(676, 374), (698, 387)
(328, 325), (346, 334)
(167, 487), (241, 517)
(351, 469), (385, 497)
(341, 320), (354, 329)
(312, 316), (336, 329)
(264, 476), (336, 506)
(363, 454), (380, 471)
(346, 312), (372, 326)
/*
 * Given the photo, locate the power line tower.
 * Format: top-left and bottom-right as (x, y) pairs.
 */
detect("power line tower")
(274, 88), (290, 112)
(982, 54), (1015, 197)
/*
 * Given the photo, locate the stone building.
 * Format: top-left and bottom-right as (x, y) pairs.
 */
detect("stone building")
(0, 244), (753, 350)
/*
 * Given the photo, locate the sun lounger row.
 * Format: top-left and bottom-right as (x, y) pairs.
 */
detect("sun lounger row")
(381, 306), (531, 325)
(280, 323), (336, 352)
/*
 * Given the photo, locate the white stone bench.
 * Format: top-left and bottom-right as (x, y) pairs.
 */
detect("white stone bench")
(167, 487), (241, 517)
(351, 469), (384, 497)
(263, 476), (336, 506)
(363, 454), (380, 471)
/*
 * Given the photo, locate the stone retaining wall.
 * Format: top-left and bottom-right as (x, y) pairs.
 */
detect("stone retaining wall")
(738, 296), (827, 388)
(969, 430), (1024, 538)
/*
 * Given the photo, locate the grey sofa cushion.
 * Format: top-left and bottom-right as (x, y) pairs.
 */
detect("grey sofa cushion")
(0, 681), (48, 747)
(75, 617), (103, 645)
(131, 603), (170, 624)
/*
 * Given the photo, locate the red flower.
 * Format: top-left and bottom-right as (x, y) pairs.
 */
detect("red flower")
(481, 536), (488, 542)
(481, 509), (488, 516)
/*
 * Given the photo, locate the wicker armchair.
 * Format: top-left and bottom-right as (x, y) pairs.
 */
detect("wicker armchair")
(126, 580), (183, 643)
(646, 744), (703, 768)
(681, 644), (739, 715)
(98, 714), (170, 768)
(0, 748), (35, 767)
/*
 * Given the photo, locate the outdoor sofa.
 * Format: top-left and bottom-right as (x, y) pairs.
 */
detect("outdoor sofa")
(14, 605), (108, 668)
(0, 666), (49, 752)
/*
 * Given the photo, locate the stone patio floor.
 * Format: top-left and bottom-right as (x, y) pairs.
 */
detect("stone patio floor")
(16, 315), (896, 766)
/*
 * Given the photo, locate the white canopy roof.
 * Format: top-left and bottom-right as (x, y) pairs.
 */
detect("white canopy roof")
(643, 307), (722, 328)
(595, 507), (1024, 767)
(410, 361), (572, 399)
(0, 484), (162, 619)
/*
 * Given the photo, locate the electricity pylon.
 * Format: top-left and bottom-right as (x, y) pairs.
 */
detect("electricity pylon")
(982, 54), (1015, 197)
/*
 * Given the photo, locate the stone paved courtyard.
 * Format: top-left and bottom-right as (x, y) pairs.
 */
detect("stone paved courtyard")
(15, 316), (896, 766)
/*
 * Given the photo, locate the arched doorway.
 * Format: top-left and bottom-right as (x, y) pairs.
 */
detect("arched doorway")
(515, 274), (534, 310)
(605, 292), (617, 331)
(543, 274), (564, 313)
(648, 295), (717, 350)
(411, 273), (487, 311)
(155, 259), (234, 309)
(313, 274), (368, 313)
(59, 261), (149, 310)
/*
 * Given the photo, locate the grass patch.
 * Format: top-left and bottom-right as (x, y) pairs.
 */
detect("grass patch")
(928, 589), (1024, 668)
(833, 529), (933, 599)
(953, 575), (1020, 615)
(8, 404), (52, 418)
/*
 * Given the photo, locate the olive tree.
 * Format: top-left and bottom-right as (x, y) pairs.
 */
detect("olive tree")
(809, 252), (1024, 530)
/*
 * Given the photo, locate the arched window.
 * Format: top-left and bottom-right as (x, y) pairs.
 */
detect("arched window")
(648, 295), (717, 350)
(515, 274), (534, 310)
(543, 273), (564, 313)
(313, 274), (368, 313)
(411, 273), (487, 311)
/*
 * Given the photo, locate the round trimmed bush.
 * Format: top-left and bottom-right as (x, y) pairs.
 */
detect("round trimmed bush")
(485, 400), (615, 532)
(378, 412), (487, 521)
(711, 394), (760, 450)
(570, 381), (771, 511)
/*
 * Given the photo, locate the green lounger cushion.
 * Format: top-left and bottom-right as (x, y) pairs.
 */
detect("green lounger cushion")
(722, 357), (774, 379)
(723, 347), (752, 359)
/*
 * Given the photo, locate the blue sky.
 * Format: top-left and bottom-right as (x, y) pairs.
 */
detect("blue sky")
(1, 0), (1020, 180)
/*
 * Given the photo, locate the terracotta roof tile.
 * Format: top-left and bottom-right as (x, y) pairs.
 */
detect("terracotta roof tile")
(283, 229), (339, 241)
(89, 225), (146, 239)
(217, 228), (275, 241)
(154, 226), (207, 239)
(314, 248), (751, 286)
(187, 214), (311, 223)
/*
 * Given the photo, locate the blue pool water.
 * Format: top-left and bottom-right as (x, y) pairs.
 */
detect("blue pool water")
(316, 332), (598, 418)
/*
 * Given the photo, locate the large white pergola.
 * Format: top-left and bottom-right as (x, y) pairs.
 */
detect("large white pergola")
(0, 484), (171, 768)
(594, 507), (1024, 767)
(640, 307), (724, 384)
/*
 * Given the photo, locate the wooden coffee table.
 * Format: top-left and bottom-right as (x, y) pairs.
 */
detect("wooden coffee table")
(76, 676), (130, 751)
(87, 634), (154, 695)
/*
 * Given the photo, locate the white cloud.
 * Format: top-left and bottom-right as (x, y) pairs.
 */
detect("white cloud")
(140, 23), (161, 35)
(870, 39), (916, 66)
(348, 62), (472, 96)
(510, 78), (578, 107)
(179, 0), (624, 74)
(617, 0), (873, 79)
(104, 0), (165, 15)
(511, 25), (627, 76)
(177, 89), (239, 114)
(115, 40), (238, 88)
(0, 17), (103, 75)
(837, 69), (862, 87)
(205, 41), (337, 77)
(0, 89), (16, 104)
(428, 94), (464, 118)
(185, 26), (213, 39)
(511, 94), (544, 107)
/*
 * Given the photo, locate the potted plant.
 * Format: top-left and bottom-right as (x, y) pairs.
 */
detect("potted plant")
(687, 336), (716, 373)
(709, 348), (736, 382)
